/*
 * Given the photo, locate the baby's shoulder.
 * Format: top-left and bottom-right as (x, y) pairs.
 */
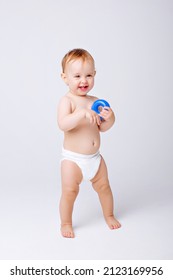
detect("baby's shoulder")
(58, 95), (75, 112)
(87, 94), (98, 100)
(87, 95), (99, 103)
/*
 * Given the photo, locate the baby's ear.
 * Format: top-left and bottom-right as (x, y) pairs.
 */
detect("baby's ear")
(61, 73), (68, 85)
(61, 72), (66, 80)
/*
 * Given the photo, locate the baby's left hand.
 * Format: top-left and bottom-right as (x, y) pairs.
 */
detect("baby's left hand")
(99, 107), (114, 121)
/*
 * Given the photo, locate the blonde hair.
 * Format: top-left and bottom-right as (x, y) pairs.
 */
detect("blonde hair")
(61, 48), (95, 73)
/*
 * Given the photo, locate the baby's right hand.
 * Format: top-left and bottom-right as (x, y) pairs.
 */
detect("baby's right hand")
(84, 109), (101, 126)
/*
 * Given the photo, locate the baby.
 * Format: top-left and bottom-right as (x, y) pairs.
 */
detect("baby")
(57, 48), (121, 238)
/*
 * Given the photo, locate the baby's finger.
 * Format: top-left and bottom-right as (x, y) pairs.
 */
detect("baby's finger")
(103, 106), (110, 111)
(99, 111), (110, 121)
(90, 116), (95, 124)
(96, 115), (101, 125)
(90, 115), (96, 124)
(100, 110), (108, 117)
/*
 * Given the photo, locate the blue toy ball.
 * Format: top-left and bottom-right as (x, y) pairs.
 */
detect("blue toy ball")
(91, 99), (110, 118)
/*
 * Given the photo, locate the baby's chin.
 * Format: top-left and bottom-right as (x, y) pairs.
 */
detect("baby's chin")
(77, 89), (90, 96)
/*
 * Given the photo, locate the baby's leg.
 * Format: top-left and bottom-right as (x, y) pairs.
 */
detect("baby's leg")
(91, 157), (121, 229)
(60, 160), (82, 238)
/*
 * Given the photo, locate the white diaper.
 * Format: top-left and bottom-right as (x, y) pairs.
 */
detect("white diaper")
(61, 148), (101, 181)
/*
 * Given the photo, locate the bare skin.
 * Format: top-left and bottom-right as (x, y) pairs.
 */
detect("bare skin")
(91, 157), (121, 230)
(58, 58), (121, 238)
(60, 157), (121, 238)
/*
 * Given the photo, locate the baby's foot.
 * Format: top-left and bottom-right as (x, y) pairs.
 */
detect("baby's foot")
(106, 215), (121, 230)
(61, 224), (75, 238)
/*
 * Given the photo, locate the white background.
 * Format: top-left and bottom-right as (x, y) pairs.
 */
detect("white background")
(0, 0), (173, 259)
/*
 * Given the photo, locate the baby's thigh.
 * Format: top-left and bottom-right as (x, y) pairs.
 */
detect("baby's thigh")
(91, 157), (109, 188)
(61, 160), (83, 188)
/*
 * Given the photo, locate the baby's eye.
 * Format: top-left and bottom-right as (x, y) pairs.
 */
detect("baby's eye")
(74, 75), (80, 78)
(87, 74), (92, 77)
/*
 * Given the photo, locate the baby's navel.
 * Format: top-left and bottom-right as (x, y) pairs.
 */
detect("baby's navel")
(93, 140), (96, 146)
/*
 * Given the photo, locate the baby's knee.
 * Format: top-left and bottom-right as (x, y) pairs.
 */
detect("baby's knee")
(93, 181), (110, 194)
(63, 186), (79, 198)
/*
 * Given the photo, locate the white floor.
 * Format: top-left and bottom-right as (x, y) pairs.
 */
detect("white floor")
(1, 179), (173, 260)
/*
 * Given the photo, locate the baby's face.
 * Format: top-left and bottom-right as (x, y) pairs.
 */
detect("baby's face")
(62, 59), (96, 96)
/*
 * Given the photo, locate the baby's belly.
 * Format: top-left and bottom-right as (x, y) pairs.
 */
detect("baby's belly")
(63, 126), (100, 155)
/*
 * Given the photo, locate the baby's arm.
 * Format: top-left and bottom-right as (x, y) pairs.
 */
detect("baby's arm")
(98, 107), (115, 132)
(57, 96), (83, 131)
(57, 96), (101, 132)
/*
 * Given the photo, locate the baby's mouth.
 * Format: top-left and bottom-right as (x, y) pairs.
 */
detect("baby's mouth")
(79, 85), (88, 91)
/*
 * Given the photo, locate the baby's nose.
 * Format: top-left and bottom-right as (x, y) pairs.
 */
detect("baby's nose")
(81, 76), (87, 83)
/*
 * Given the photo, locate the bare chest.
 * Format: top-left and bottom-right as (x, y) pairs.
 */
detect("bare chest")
(69, 95), (96, 112)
